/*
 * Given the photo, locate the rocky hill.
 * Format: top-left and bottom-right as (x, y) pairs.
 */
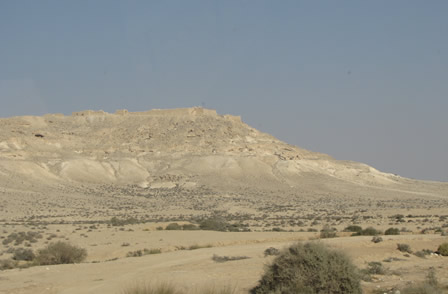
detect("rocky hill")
(0, 108), (447, 222)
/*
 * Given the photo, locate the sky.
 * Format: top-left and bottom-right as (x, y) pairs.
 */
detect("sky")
(1, 1), (447, 182)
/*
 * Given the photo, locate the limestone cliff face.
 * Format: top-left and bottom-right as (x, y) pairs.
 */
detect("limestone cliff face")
(0, 108), (439, 194)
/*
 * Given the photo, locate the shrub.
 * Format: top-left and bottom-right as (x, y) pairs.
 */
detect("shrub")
(127, 250), (144, 257)
(2, 231), (42, 246)
(12, 248), (35, 261)
(437, 242), (448, 256)
(401, 268), (442, 294)
(212, 254), (250, 263)
(320, 225), (337, 238)
(384, 227), (400, 235)
(188, 244), (212, 250)
(182, 224), (199, 230)
(352, 227), (381, 236)
(415, 249), (433, 258)
(251, 242), (362, 294)
(145, 248), (162, 254)
(263, 247), (280, 257)
(165, 223), (181, 230)
(344, 225), (363, 233)
(397, 243), (412, 253)
(365, 261), (385, 275)
(35, 241), (87, 265)
(110, 217), (139, 226)
(371, 236), (383, 243)
(0, 259), (18, 270)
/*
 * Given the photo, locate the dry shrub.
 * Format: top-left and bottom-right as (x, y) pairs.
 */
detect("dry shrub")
(35, 241), (87, 265)
(251, 242), (362, 294)
(437, 242), (448, 256)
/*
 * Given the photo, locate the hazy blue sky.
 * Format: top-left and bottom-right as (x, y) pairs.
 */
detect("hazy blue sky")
(1, 1), (447, 181)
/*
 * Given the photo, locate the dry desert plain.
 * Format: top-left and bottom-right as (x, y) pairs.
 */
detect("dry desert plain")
(0, 108), (447, 293)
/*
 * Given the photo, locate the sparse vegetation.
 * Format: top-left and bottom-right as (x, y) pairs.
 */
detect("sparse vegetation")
(437, 242), (448, 256)
(397, 243), (412, 253)
(110, 217), (139, 226)
(263, 247), (280, 257)
(251, 242), (362, 294)
(352, 227), (381, 236)
(212, 254), (250, 263)
(2, 231), (42, 246)
(320, 225), (337, 238)
(344, 225), (363, 233)
(415, 249), (433, 258)
(12, 248), (35, 261)
(400, 268), (443, 294)
(371, 236), (383, 243)
(384, 227), (400, 235)
(127, 248), (161, 257)
(365, 261), (385, 275)
(0, 259), (18, 270)
(165, 223), (182, 230)
(34, 241), (87, 265)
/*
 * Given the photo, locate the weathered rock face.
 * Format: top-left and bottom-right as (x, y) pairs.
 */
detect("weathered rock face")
(0, 107), (446, 196)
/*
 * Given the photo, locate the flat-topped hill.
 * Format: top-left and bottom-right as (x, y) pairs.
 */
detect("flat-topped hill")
(0, 108), (447, 222)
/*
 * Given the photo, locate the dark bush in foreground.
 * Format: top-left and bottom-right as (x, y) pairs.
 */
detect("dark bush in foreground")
(35, 241), (87, 265)
(251, 242), (362, 294)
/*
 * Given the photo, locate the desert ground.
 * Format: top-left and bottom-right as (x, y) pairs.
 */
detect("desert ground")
(1, 108), (447, 293)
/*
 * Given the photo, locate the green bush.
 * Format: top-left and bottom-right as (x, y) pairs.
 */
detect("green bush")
(371, 236), (383, 243)
(35, 241), (87, 265)
(251, 242), (362, 294)
(384, 228), (400, 235)
(437, 242), (448, 256)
